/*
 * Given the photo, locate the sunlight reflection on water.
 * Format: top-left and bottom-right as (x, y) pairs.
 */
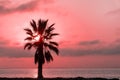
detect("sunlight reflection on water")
(0, 68), (120, 78)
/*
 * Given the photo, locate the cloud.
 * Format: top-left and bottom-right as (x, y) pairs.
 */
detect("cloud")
(79, 40), (100, 46)
(0, 41), (8, 46)
(0, 38), (33, 58)
(115, 39), (120, 43)
(0, 0), (54, 14)
(0, 46), (34, 58)
(0, 0), (38, 14)
(106, 8), (120, 16)
(14, 0), (39, 11)
(0, 0), (70, 17)
(0, 39), (120, 58)
(0, 0), (10, 5)
(60, 42), (120, 56)
(0, 37), (10, 46)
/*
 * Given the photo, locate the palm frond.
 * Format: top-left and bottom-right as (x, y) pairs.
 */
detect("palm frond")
(49, 23), (55, 29)
(49, 33), (59, 39)
(24, 28), (33, 33)
(38, 19), (43, 34)
(45, 51), (53, 62)
(38, 19), (48, 34)
(24, 37), (33, 41)
(45, 24), (55, 34)
(26, 32), (33, 36)
(50, 33), (59, 36)
(48, 44), (59, 55)
(43, 19), (48, 28)
(44, 33), (59, 40)
(33, 42), (39, 48)
(43, 43), (48, 47)
(44, 43), (59, 55)
(34, 51), (38, 64)
(24, 43), (33, 50)
(49, 41), (58, 46)
(30, 20), (37, 32)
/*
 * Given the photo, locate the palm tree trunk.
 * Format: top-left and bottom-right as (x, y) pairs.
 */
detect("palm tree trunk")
(37, 41), (44, 80)
(38, 60), (43, 79)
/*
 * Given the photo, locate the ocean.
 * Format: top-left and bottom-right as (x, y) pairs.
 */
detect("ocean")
(0, 68), (120, 79)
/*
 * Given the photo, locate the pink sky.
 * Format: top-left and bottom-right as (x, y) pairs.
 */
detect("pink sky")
(0, 0), (120, 68)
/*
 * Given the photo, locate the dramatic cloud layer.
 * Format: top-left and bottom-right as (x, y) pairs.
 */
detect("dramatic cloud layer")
(61, 45), (120, 56)
(0, 39), (120, 58)
(0, 0), (55, 14)
(0, 0), (37, 14)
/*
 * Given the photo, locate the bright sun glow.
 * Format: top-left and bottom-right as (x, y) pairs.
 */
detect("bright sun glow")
(33, 74), (38, 78)
(34, 35), (40, 41)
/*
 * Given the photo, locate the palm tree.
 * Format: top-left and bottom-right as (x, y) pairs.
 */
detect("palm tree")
(24, 19), (59, 79)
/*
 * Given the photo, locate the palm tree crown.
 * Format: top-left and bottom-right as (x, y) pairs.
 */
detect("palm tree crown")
(24, 19), (59, 64)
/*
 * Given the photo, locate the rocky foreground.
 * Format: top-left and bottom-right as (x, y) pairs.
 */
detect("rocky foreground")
(0, 77), (119, 80)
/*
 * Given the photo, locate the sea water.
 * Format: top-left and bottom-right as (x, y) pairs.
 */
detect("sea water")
(0, 68), (119, 79)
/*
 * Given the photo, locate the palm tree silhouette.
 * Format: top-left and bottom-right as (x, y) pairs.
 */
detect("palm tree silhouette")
(24, 19), (59, 79)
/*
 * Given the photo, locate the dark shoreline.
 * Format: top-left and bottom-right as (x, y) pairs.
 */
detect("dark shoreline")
(0, 77), (119, 80)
